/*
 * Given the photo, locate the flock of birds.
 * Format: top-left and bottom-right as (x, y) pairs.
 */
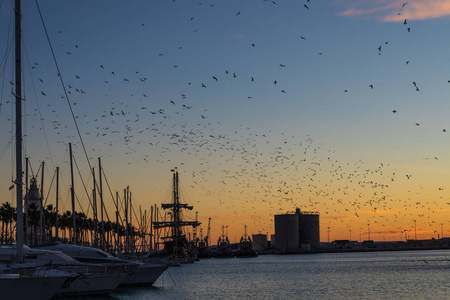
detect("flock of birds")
(0, 0), (448, 240)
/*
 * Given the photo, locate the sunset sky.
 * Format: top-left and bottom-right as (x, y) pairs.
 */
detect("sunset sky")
(0, 0), (449, 244)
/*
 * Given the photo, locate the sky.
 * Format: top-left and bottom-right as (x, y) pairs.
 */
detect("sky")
(0, 0), (449, 244)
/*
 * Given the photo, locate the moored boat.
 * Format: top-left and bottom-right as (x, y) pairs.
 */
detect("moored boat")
(0, 274), (72, 300)
(37, 242), (168, 286)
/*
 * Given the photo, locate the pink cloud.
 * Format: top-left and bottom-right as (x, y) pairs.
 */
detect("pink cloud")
(232, 33), (245, 40)
(338, 0), (450, 22)
(384, 1), (450, 21)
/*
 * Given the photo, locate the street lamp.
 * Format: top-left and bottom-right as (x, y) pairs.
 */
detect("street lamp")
(327, 226), (330, 243)
(414, 220), (417, 240)
(404, 230), (408, 241)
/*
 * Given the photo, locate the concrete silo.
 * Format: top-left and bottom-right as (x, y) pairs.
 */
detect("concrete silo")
(274, 208), (320, 252)
(252, 234), (268, 251)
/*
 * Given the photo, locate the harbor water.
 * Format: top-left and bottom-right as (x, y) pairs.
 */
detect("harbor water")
(108, 250), (449, 300)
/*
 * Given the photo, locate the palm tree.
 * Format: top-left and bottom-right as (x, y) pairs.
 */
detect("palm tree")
(44, 204), (56, 242)
(0, 205), (5, 244)
(0, 202), (16, 244)
(27, 203), (40, 245)
(59, 210), (72, 242)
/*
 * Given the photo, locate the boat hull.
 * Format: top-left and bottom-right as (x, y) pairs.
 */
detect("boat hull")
(120, 264), (168, 286)
(0, 275), (70, 300)
(58, 272), (127, 296)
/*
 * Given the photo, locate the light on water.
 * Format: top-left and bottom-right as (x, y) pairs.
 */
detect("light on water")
(108, 250), (449, 300)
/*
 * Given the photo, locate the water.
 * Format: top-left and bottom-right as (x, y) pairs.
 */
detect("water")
(109, 250), (449, 300)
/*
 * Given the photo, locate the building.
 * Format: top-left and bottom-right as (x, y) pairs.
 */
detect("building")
(274, 208), (320, 252)
(252, 234), (268, 251)
(25, 177), (42, 211)
(24, 177), (45, 245)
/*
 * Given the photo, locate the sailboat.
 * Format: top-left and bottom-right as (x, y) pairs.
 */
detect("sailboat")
(152, 168), (201, 263)
(0, 1), (74, 299)
(0, 1), (132, 298)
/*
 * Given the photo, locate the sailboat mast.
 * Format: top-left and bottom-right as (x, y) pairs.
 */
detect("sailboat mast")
(25, 157), (29, 245)
(173, 169), (179, 255)
(14, 0), (24, 262)
(55, 166), (59, 240)
(98, 158), (105, 249)
(92, 167), (98, 247)
(39, 161), (44, 244)
(69, 143), (76, 244)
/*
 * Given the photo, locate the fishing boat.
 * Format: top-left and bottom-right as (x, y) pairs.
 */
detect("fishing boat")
(213, 226), (233, 258)
(195, 228), (211, 258)
(152, 168), (201, 263)
(236, 225), (257, 257)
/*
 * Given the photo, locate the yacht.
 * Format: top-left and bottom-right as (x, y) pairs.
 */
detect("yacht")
(0, 245), (128, 296)
(37, 243), (168, 285)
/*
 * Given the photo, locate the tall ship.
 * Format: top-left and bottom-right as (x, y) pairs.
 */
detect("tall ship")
(153, 168), (201, 262)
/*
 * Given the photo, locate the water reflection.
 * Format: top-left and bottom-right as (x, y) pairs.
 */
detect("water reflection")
(105, 250), (449, 300)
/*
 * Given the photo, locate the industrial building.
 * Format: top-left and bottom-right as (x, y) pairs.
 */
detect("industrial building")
(274, 208), (320, 252)
(252, 234), (268, 251)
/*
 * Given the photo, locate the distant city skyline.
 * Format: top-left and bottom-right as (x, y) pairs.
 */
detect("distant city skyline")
(0, 0), (449, 243)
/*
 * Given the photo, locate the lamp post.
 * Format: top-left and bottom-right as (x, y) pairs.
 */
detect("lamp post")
(404, 230), (408, 241)
(414, 220), (417, 240)
(368, 223), (370, 241)
(327, 226), (330, 243)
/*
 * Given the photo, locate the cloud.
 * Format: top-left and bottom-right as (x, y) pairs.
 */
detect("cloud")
(321, 215), (357, 219)
(232, 33), (245, 40)
(338, 0), (450, 22)
(361, 209), (399, 215)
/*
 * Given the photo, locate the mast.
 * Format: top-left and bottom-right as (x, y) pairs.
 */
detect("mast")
(55, 167), (59, 241)
(150, 205), (153, 252)
(207, 217), (211, 246)
(153, 168), (201, 256)
(115, 191), (120, 252)
(14, 0), (24, 262)
(25, 157), (29, 245)
(69, 143), (76, 244)
(173, 169), (179, 255)
(39, 161), (44, 244)
(130, 190), (133, 252)
(98, 158), (105, 249)
(124, 188), (129, 253)
(92, 167), (98, 247)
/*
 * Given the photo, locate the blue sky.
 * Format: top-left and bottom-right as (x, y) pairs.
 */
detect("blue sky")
(1, 0), (449, 240)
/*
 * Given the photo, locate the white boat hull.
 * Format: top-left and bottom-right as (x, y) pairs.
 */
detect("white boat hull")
(0, 275), (70, 300)
(120, 264), (168, 285)
(58, 272), (127, 296)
